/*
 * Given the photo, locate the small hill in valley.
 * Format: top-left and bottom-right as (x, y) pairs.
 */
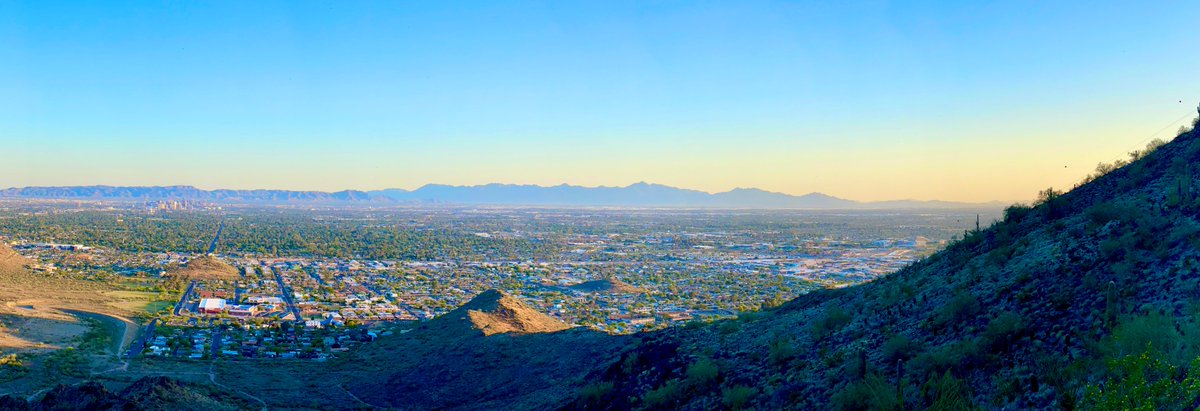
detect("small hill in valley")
(167, 255), (239, 281)
(0, 242), (29, 274)
(429, 289), (570, 336)
(568, 278), (645, 294)
(334, 290), (628, 410)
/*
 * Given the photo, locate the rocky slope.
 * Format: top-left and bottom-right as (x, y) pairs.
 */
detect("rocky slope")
(0, 377), (254, 410)
(339, 290), (629, 410)
(571, 122), (1200, 409)
(424, 289), (571, 336)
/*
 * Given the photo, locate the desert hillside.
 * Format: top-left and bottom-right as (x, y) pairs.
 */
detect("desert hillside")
(428, 289), (571, 336)
(338, 290), (628, 410)
(0, 242), (29, 274)
(573, 124), (1200, 409)
(166, 255), (239, 281)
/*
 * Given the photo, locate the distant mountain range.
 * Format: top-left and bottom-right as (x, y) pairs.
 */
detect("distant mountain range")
(0, 185), (377, 204)
(374, 182), (1004, 209)
(0, 184), (1005, 209)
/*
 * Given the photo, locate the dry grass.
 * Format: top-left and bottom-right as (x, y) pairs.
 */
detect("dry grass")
(166, 255), (239, 281)
(102, 291), (159, 312)
(0, 315), (88, 350)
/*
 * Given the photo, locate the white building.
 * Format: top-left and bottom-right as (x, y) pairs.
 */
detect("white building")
(199, 298), (226, 313)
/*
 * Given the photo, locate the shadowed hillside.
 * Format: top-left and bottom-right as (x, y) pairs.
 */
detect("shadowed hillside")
(338, 290), (629, 410)
(0, 377), (255, 410)
(572, 120), (1200, 409)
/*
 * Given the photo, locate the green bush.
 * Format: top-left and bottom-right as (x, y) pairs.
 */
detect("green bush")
(686, 357), (719, 387)
(1036, 188), (1068, 219)
(1102, 312), (1198, 366)
(1081, 350), (1200, 411)
(932, 291), (981, 330)
(769, 337), (796, 366)
(922, 371), (974, 411)
(578, 381), (614, 403)
(909, 339), (984, 378)
(642, 379), (685, 408)
(812, 307), (852, 339)
(981, 312), (1024, 351)
(719, 320), (741, 335)
(881, 334), (922, 363)
(831, 373), (901, 411)
(722, 385), (758, 410)
(1003, 204), (1032, 224)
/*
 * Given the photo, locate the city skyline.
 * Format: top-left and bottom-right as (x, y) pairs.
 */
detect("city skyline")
(3, 1), (1199, 202)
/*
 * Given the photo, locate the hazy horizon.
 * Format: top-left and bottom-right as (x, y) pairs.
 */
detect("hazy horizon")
(1, 180), (1018, 205)
(3, 2), (1198, 203)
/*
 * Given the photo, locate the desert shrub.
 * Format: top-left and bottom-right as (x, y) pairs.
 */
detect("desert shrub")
(1080, 350), (1200, 411)
(642, 379), (685, 408)
(922, 371), (974, 411)
(1101, 312), (1200, 366)
(769, 337), (796, 366)
(722, 385), (758, 410)
(985, 244), (1014, 266)
(686, 357), (719, 387)
(43, 348), (86, 378)
(1078, 136), (1160, 186)
(0, 354), (22, 368)
(737, 310), (765, 323)
(909, 339), (984, 378)
(0, 354), (26, 383)
(1085, 202), (1133, 227)
(932, 291), (981, 330)
(1125, 138), (1167, 163)
(811, 307), (852, 339)
(578, 381), (614, 404)
(621, 351), (640, 375)
(77, 318), (116, 354)
(881, 334), (922, 363)
(1036, 188), (1068, 219)
(1003, 204), (1032, 224)
(981, 312), (1025, 351)
(830, 373), (901, 411)
(718, 320), (741, 335)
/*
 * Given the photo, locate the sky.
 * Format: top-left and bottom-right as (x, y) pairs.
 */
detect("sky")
(1, 1), (1198, 203)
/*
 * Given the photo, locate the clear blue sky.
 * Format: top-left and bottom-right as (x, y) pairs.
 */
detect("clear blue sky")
(2, 1), (1198, 201)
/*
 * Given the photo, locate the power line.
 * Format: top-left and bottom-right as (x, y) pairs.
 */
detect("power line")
(1104, 109), (1196, 165)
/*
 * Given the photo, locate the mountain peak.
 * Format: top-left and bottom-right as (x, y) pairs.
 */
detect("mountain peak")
(442, 289), (570, 336)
